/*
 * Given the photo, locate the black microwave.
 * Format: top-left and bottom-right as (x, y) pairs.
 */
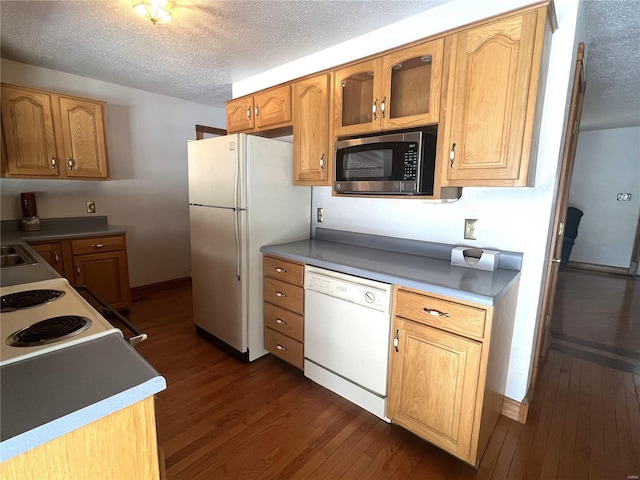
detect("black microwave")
(334, 128), (437, 195)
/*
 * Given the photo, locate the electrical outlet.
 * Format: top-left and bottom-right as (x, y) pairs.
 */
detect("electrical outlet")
(317, 207), (324, 223)
(617, 193), (632, 201)
(464, 219), (478, 240)
(86, 201), (96, 214)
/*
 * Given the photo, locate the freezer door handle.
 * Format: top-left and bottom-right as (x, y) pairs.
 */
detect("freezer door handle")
(235, 209), (241, 281)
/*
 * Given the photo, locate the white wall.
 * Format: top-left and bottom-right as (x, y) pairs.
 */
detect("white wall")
(568, 126), (640, 268)
(0, 59), (226, 287)
(236, 0), (582, 401)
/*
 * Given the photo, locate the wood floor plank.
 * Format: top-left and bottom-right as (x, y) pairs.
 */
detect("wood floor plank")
(572, 358), (592, 480)
(490, 420), (523, 480)
(555, 356), (582, 479)
(612, 369), (639, 478)
(588, 362), (605, 480)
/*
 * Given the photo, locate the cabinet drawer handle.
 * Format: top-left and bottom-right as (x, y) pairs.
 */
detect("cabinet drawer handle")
(275, 292), (287, 298)
(276, 318), (287, 325)
(51, 156), (57, 170)
(275, 267), (288, 273)
(449, 143), (456, 168)
(276, 344), (287, 351)
(423, 307), (451, 318)
(91, 243), (107, 248)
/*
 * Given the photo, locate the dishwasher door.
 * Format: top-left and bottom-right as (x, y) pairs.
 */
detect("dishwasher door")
(304, 266), (392, 400)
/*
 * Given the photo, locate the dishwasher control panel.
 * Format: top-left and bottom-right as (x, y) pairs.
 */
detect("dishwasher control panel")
(304, 266), (391, 313)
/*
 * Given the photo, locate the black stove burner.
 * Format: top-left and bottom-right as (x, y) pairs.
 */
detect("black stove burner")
(7, 315), (92, 347)
(0, 289), (65, 312)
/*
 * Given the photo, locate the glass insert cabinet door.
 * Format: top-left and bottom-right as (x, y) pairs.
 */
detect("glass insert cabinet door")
(334, 39), (443, 136)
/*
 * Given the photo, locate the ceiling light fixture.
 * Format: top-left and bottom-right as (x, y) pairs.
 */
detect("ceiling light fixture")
(132, 0), (173, 24)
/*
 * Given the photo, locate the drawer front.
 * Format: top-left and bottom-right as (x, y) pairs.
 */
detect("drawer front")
(263, 277), (303, 314)
(396, 289), (486, 339)
(264, 302), (303, 342)
(264, 327), (303, 369)
(71, 235), (124, 255)
(263, 256), (304, 286)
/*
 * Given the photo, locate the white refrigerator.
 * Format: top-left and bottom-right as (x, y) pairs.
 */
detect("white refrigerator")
(188, 134), (310, 361)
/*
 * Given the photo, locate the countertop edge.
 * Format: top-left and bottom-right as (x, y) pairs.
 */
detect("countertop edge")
(261, 243), (521, 306)
(0, 376), (166, 463)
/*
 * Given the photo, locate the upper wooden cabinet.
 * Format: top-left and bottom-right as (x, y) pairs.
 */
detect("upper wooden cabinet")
(293, 73), (332, 185)
(334, 39), (443, 137)
(440, 7), (551, 187)
(226, 84), (292, 133)
(1, 83), (110, 180)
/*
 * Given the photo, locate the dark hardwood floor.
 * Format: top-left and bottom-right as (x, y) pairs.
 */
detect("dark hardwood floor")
(551, 269), (640, 374)
(130, 281), (640, 479)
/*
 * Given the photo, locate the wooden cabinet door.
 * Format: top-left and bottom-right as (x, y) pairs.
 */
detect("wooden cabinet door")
(226, 96), (255, 133)
(382, 39), (444, 130)
(58, 96), (109, 179)
(441, 10), (545, 186)
(387, 317), (481, 463)
(73, 251), (131, 310)
(30, 242), (67, 277)
(1, 85), (59, 177)
(293, 74), (331, 185)
(334, 58), (382, 136)
(254, 84), (291, 129)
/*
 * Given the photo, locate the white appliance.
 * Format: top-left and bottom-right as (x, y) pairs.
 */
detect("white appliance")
(188, 134), (310, 361)
(0, 278), (122, 367)
(304, 266), (393, 421)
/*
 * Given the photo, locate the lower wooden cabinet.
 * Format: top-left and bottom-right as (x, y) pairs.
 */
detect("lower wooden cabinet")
(28, 234), (131, 311)
(262, 255), (304, 369)
(387, 283), (519, 466)
(0, 396), (161, 480)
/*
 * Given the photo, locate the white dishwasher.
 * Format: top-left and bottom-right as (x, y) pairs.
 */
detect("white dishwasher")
(304, 265), (392, 421)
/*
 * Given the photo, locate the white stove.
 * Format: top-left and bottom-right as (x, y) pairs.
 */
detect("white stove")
(0, 278), (122, 367)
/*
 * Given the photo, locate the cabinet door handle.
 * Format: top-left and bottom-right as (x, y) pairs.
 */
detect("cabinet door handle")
(319, 154), (325, 171)
(54, 251), (59, 263)
(51, 156), (57, 170)
(91, 243), (107, 248)
(449, 143), (456, 168)
(246, 107), (252, 119)
(552, 258), (561, 264)
(275, 267), (288, 273)
(254, 105), (259, 118)
(276, 344), (287, 351)
(423, 307), (451, 318)
(76, 263), (81, 276)
(275, 292), (287, 298)
(68, 158), (74, 170)
(372, 98), (378, 120)
(381, 96), (387, 119)
(394, 329), (400, 352)
(276, 318), (287, 325)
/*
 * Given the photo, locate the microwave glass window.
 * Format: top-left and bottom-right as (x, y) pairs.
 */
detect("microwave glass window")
(344, 150), (392, 179)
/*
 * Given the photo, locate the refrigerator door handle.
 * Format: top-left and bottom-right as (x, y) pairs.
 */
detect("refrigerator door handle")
(234, 209), (241, 281)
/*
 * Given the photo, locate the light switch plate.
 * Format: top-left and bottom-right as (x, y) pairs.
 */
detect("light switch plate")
(464, 219), (478, 240)
(86, 201), (96, 214)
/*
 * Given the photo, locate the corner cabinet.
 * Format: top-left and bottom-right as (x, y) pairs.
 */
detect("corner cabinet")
(387, 282), (520, 467)
(1, 83), (109, 180)
(262, 255), (304, 369)
(28, 234), (131, 311)
(334, 38), (443, 137)
(293, 73), (332, 185)
(226, 84), (292, 134)
(440, 7), (553, 187)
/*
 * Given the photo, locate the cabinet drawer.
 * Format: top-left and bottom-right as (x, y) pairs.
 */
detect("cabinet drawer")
(263, 256), (304, 286)
(264, 302), (303, 342)
(264, 327), (303, 369)
(263, 277), (304, 314)
(71, 235), (124, 255)
(396, 289), (486, 339)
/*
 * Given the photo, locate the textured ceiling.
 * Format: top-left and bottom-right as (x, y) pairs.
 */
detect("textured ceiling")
(1, 0), (639, 131)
